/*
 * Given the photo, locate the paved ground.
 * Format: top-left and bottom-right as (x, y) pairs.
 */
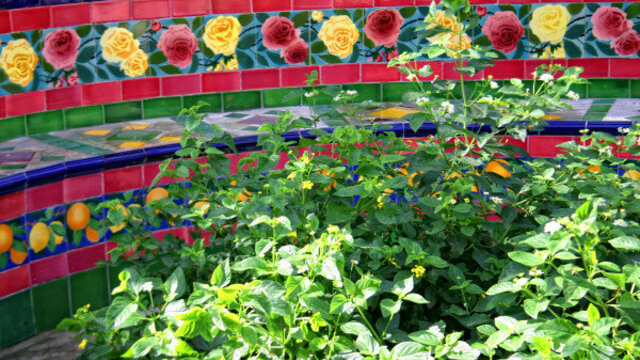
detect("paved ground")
(0, 99), (637, 178)
(0, 330), (82, 360)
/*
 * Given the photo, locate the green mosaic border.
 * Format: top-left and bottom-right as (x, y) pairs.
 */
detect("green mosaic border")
(0, 78), (635, 143)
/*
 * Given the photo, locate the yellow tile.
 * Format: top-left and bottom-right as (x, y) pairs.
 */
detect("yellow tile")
(369, 107), (421, 119)
(119, 141), (147, 148)
(84, 129), (111, 136)
(540, 114), (563, 120)
(159, 136), (182, 142)
(123, 123), (150, 130)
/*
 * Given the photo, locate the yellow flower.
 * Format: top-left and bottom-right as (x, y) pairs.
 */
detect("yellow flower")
(0, 39), (38, 87)
(78, 339), (88, 350)
(529, 5), (571, 44)
(389, 257), (398, 266)
(287, 172), (297, 180)
(100, 27), (140, 63)
(225, 55), (239, 70)
(288, 231), (297, 238)
(204, 16), (242, 56)
(426, 10), (462, 42)
(318, 15), (360, 59)
(120, 49), (148, 77)
(302, 181), (313, 190)
(411, 265), (426, 278)
(312, 11), (324, 22)
(535, 43), (566, 59)
(327, 225), (340, 233)
(435, 33), (471, 56)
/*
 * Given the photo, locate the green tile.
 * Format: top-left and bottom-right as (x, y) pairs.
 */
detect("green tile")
(0, 116), (26, 142)
(32, 278), (70, 332)
(592, 98), (617, 105)
(183, 94), (222, 113)
(302, 86), (334, 105)
(631, 80), (640, 98)
(583, 112), (607, 121)
(40, 155), (65, 162)
(0, 290), (35, 347)
(589, 104), (612, 113)
(0, 163), (28, 169)
(64, 105), (104, 129)
(342, 84), (382, 103)
(143, 97), (182, 119)
(70, 267), (109, 311)
(588, 79), (629, 98)
(225, 112), (249, 119)
(26, 110), (64, 135)
(569, 83), (588, 99)
(108, 130), (160, 141)
(104, 101), (142, 123)
(223, 91), (261, 111)
(263, 88), (301, 107)
(0, 147), (15, 151)
(382, 83), (415, 102)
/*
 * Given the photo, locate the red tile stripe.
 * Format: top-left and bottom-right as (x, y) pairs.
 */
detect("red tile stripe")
(0, 59), (627, 119)
(3, 0), (640, 33)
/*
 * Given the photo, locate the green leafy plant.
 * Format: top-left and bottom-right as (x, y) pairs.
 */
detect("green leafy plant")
(58, 1), (640, 359)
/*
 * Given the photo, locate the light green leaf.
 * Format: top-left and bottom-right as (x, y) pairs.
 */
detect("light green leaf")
(609, 236), (640, 251)
(380, 299), (402, 318)
(508, 251), (546, 267)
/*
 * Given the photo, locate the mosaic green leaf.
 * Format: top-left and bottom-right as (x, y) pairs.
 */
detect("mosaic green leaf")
(320, 54), (342, 64)
(192, 16), (204, 30)
(565, 25), (584, 40)
(160, 64), (181, 75)
(0, 68), (7, 83)
(173, 18), (189, 26)
(77, 45), (96, 63)
(76, 25), (92, 38)
(237, 35), (255, 50)
(30, 31), (42, 44)
(150, 51), (168, 64)
(311, 41), (327, 53)
(498, 5), (516, 13)
(77, 64), (95, 83)
(236, 51), (255, 69)
(400, 7), (416, 18)
(519, 4), (531, 18)
(292, 12), (309, 27)
(10, 32), (28, 40)
(567, 3), (584, 15)
(596, 40), (616, 56)
(131, 21), (149, 38)
(266, 50), (285, 65)
(1, 83), (24, 94)
(238, 14), (254, 26)
(94, 24), (108, 35)
(625, 3), (640, 19)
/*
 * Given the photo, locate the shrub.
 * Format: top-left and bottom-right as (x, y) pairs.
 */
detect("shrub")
(59, 1), (640, 359)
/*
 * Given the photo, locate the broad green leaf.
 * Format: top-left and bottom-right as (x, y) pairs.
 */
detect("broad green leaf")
(164, 267), (186, 301)
(408, 330), (440, 346)
(321, 258), (341, 281)
(106, 297), (141, 330)
(211, 259), (231, 288)
(121, 337), (159, 358)
(380, 299), (402, 318)
(609, 236), (640, 251)
(508, 251), (546, 267)
(532, 336), (551, 356)
(486, 282), (518, 295)
(232, 257), (268, 272)
(587, 303), (600, 326)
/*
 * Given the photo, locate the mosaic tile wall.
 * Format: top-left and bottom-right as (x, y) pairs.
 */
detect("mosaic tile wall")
(1, 0), (640, 349)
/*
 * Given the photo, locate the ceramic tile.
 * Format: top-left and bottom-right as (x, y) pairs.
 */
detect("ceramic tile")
(588, 79), (630, 98)
(143, 97), (182, 119)
(26, 110), (65, 135)
(224, 91), (261, 111)
(67, 243), (106, 273)
(0, 217), (28, 272)
(29, 254), (68, 285)
(70, 267), (109, 311)
(64, 105), (104, 129)
(26, 205), (68, 261)
(369, 107), (420, 119)
(104, 101), (143, 123)
(342, 83), (382, 102)
(183, 94), (223, 113)
(263, 88), (302, 107)
(65, 197), (106, 249)
(32, 278), (70, 332)
(0, 290), (35, 347)
(309, 8), (365, 65)
(0, 116), (27, 142)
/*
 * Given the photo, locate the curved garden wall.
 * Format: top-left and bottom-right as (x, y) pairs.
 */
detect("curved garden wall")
(0, 0), (640, 350)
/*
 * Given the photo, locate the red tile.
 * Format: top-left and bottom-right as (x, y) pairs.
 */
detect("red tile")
(143, 162), (175, 186)
(162, 74), (202, 96)
(442, 61), (483, 81)
(82, 81), (122, 105)
(242, 68), (280, 90)
(254, 0), (292, 12)
(30, 254), (68, 285)
(334, 0), (373, 7)
(484, 60), (525, 80)
(68, 243), (106, 273)
(122, 77), (160, 100)
(0, 191), (25, 222)
(320, 64), (361, 84)
(362, 63), (401, 82)
(46, 86), (81, 110)
(104, 166), (143, 194)
(173, 0), (209, 16)
(528, 136), (575, 157)
(0, 11), (11, 34)
(6, 91), (45, 117)
(499, 0), (539, 3)
(525, 59), (567, 79)
(610, 59), (640, 78)
(0, 96), (5, 118)
(293, 0), (333, 9)
(212, 0), (252, 13)
(0, 266), (31, 298)
(91, 0), (131, 23)
(281, 66), (319, 87)
(64, 173), (103, 202)
(374, 0), (413, 5)
(51, 3), (91, 27)
(567, 58), (608, 78)
(10, 7), (50, 32)
(132, 0), (171, 19)
(202, 71), (242, 92)
(26, 182), (63, 212)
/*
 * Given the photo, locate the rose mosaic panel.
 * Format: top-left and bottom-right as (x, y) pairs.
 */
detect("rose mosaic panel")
(1, 3), (640, 96)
